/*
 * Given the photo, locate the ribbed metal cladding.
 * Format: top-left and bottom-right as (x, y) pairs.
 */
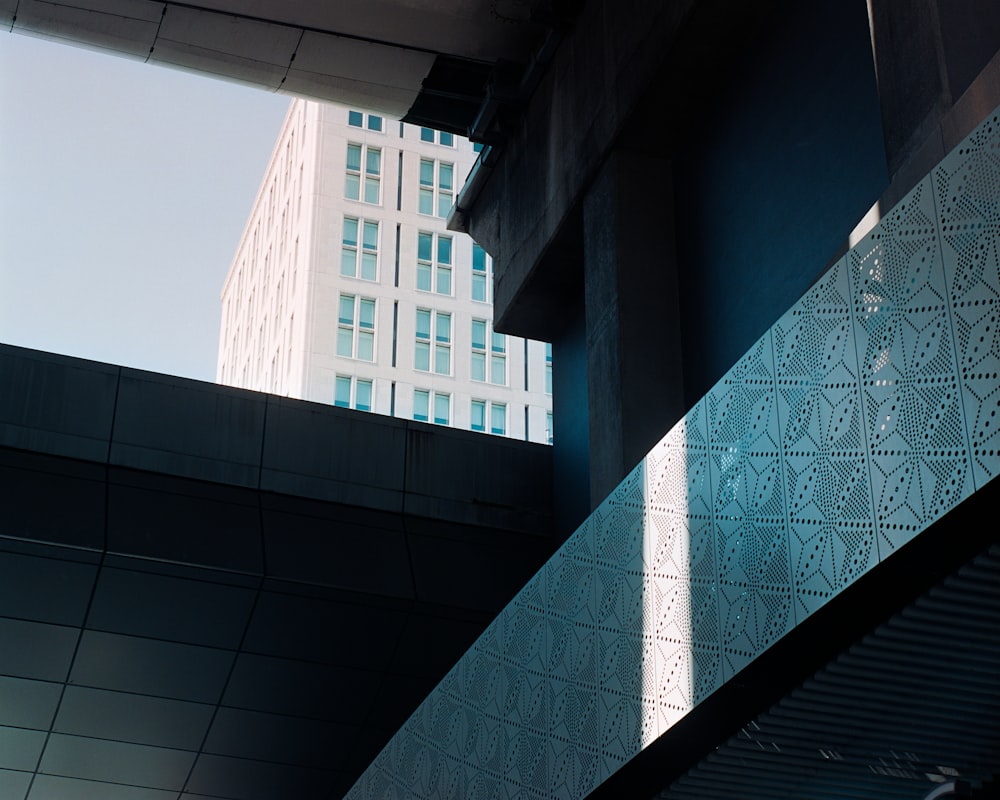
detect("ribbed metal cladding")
(656, 543), (1000, 800)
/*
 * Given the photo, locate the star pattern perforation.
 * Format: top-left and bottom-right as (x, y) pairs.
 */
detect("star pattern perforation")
(347, 107), (1000, 800)
(848, 176), (973, 555)
(935, 111), (1000, 486)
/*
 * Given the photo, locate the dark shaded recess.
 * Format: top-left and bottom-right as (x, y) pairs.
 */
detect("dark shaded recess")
(402, 55), (494, 134)
(499, 205), (584, 345)
(668, 0), (887, 408)
(869, 0), (949, 175)
(938, 0), (1000, 103)
(592, 476), (1000, 799)
(872, 0), (1000, 175)
(971, 774), (1000, 799)
(550, 301), (590, 538)
(402, 0), (584, 137)
(502, 0), (790, 344)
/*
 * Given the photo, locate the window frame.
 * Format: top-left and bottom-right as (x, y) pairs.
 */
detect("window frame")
(415, 308), (451, 375)
(471, 399), (509, 436)
(345, 142), (382, 205)
(491, 402), (507, 436)
(418, 158), (455, 218)
(348, 110), (384, 132)
(334, 375), (373, 411)
(545, 342), (553, 395)
(471, 243), (489, 303)
(341, 216), (379, 281)
(471, 320), (507, 386)
(416, 231), (453, 296)
(336, 293), (376, 362)
(413, 388), (450, 426)
(419, 127), (455, 147)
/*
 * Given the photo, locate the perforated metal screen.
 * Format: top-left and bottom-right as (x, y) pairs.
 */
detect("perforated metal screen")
(345, 107), (1000, 800)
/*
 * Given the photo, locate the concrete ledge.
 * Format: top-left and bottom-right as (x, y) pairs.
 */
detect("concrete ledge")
(261, 397), (407, 513)
(0, 346), (118, 463)
(0, 343), (556, 605)
(0, 343), (554, 539)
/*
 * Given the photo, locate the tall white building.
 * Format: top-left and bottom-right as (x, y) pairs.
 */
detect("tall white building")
(217, 99), (553, 443)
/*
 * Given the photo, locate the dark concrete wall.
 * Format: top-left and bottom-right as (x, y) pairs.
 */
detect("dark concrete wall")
(550, 308), (591, 536)
(938, 0), (1000, 102)
(583, 151), (686, 502)
(468, 0), (700, 338)
(672, 0), (887, 406)
(872, 0), (1000, 176)
(468, 0), (999, 516)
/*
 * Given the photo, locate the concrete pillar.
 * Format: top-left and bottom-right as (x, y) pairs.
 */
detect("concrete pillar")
(583, 150), (686, 503)
(551, 306), (590, 537)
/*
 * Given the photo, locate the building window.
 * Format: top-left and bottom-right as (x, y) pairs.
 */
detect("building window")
(335, 375), (373, 411)
(545, 342), (553, 394)
(416, 231), (453, 295)
(414, 389), (450, 425)
(418, 158), (454, 218)
(413, 389), (429, 421)
(546, 410), (553, 444)
(470, 400), (508, 436)
(472, 243), (489, 302)
(348, 110), (383, 132)
(472, 321), (507, 385)
(420, 127), (454, 146)
(491, 402), (506, 435)
(471, 319), (487, 381)
(490, 331), (507, 386)
(337, 294), (375, 361)
(341, 217), (378, 280)
(345, 143), (381, 204)
(471, 399), (486, 432)
(415, 309), (451, 374)
(491, 327), (507, 385)
(434, 392), (450, 425)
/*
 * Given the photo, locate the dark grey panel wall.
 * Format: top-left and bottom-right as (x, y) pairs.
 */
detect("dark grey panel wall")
(873, 0), (1000, 174)
(673, 0), (887, 406)
(939, 0), (1000, 102)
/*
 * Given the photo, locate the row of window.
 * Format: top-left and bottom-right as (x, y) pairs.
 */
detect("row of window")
(345, 143), (381, 204)
(344, 142), (455, 219)
(336, 379), (506, 434)
(335, 374), (373, 412)
(333, 376), (553, 443)
(348, 109), (456, 149)
(336, 295), (517, 386)
(337, 295), (375, 361)
(341, 219), (491, 300)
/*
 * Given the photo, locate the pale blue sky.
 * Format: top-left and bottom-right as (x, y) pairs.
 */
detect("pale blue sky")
(0, 32), (290, 381)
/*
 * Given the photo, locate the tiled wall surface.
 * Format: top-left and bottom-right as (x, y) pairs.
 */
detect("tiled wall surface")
(0, 354), (555, 799)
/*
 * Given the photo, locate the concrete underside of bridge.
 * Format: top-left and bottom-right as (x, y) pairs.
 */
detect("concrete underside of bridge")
(3, 0), (1000, 798)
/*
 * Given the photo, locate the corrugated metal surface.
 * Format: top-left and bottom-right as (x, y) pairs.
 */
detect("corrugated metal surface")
(657, 543), (1000, 800)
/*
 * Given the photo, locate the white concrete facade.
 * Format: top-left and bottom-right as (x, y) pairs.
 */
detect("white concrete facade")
(218, 100), (553, 443)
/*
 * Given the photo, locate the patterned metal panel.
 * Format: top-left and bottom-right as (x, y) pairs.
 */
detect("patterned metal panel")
(934, 112), (1000, 488)
(847, 175), (973, 558)
(773, 258), (877, 622)
(345, 108), (1000, 800)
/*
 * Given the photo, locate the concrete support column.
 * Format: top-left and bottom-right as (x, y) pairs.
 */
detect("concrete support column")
(551, 306), (591, 537)
(583, 150), (686, 504)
